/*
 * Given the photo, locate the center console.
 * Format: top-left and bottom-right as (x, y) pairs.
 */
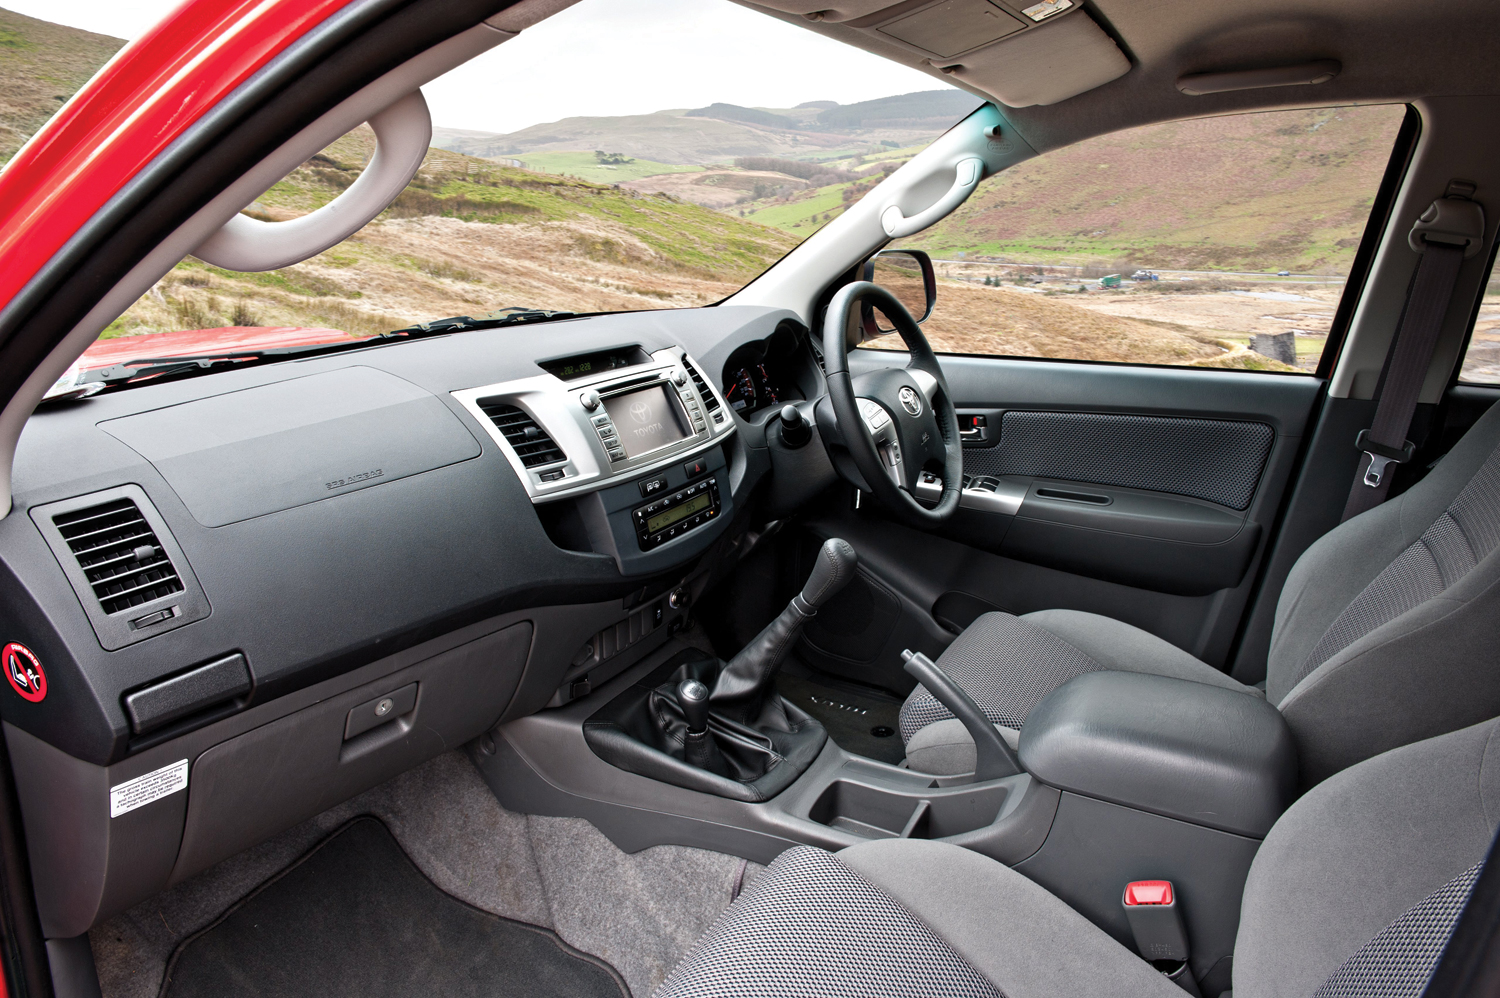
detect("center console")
(451, 345), (736, 576)
(479, 639), (1296, 995)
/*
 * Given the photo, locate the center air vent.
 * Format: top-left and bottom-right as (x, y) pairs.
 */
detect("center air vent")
(30, 485), (210, 650)
(681, 359), (721, 413)
(479, 402), (566, 467)
(53, 498), (184, 615)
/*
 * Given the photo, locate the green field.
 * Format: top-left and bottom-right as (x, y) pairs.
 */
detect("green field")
(509, 151), (703, 185)
(742, 183), (858, 232)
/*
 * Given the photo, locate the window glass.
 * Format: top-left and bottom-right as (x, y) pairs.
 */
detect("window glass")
(1, 0), (981, 387)
(864, 104), (1408, 372)
(1457, 253), (1500, 384)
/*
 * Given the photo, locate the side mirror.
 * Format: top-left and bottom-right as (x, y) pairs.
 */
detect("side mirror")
(861, 249), (936, 338)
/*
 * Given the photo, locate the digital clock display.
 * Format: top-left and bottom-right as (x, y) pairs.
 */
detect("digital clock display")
(539, 348), (648, 381)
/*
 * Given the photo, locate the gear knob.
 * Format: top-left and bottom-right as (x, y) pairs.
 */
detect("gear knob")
(797, 538), (858, 613)
(678, 679), (711, 734)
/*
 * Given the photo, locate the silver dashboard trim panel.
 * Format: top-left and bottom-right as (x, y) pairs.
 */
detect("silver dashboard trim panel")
(452, 347), (735, 504)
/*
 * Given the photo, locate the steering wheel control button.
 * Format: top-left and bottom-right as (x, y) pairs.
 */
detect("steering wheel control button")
(640, 475), (668, 497)
(345, 682), (418, 740)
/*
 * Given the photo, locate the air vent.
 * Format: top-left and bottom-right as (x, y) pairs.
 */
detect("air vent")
(681, 359), (721, 412)
(51, 498), (184, 615)
(480, 402), (566, 467)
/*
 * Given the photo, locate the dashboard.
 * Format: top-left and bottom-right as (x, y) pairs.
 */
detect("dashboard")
(0, 303), (828, 940)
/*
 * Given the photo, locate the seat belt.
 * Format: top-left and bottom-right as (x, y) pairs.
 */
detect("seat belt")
(1341, 181), (1486, 522)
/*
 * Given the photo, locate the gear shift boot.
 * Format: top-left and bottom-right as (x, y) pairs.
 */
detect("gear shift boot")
(582, 538), (859, 802)
(584, 650), (825, 801)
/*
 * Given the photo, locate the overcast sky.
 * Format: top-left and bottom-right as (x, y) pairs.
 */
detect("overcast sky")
(4, 0), (946, 134)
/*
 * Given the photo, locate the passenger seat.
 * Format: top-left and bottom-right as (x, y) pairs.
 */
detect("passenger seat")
(654, 715), (1500, 998)
(901, 400), (1500, 787)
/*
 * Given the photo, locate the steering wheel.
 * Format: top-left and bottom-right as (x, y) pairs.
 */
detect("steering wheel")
(821, 281), (963, 527)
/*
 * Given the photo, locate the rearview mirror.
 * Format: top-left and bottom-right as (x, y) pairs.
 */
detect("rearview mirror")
(861, 249), (936, 338)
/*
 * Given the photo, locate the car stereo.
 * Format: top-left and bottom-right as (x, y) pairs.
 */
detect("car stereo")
(633, 477), (720, 549)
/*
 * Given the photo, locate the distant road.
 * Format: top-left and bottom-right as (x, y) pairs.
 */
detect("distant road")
(931, 260), (1345, 284)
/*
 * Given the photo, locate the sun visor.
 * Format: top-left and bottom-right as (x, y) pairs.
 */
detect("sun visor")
(749, 0), (1129, 107)
(944, 11), (1129, 106)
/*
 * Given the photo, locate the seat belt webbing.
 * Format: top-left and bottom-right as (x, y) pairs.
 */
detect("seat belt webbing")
(1341, 186), (1485, 522)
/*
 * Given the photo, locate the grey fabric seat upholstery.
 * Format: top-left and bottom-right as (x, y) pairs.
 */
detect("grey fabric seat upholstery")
(654, 716), (1500, 998)
(901, 401), (1500, 785)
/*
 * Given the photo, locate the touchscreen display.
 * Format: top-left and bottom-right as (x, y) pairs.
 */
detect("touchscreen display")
(603, 385), (688, 459)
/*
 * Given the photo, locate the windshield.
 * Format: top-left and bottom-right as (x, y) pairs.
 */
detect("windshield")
(2, 0), (978, 384)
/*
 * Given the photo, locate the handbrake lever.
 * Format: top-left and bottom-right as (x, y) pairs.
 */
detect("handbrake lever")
(901, 649), (1022, 782)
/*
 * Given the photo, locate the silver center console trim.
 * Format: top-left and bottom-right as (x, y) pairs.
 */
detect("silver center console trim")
(452, 347), (735, 504)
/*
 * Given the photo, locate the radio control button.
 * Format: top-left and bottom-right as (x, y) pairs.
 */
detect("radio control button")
(591, 414), (612, 427)
(607, 448), (626, 461)
(580, 390), (601, 411)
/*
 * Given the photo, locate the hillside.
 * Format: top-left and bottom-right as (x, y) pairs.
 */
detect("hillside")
(0, 6), (123, 163)
(430, 90), (975, 168)
(901, 104), (1407, 274)
(104, 128), (798, 340)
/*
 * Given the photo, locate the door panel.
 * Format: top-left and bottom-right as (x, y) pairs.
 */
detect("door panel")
(813, 352), (1323, 686)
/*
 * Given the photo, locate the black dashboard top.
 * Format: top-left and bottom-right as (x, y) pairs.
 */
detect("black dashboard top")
(0, 305), (805, 764)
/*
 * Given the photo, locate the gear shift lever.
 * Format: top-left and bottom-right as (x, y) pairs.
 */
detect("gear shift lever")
(677, 679), (719, 770)
(711, 537), (858, 722)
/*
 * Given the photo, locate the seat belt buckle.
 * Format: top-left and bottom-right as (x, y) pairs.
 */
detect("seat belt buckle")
(1124, 881), (1200, 995)
(1354, 430), (1415, 488)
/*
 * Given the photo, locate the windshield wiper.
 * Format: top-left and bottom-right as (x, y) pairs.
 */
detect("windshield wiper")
(389, 306), (578, 336)
(77, 340), (371, 389)
(69, 306), (585, 393)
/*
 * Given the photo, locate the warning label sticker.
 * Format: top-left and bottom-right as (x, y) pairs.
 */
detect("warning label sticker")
(109, 759), (188, 818)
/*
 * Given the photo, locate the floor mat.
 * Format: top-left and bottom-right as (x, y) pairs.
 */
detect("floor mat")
(776, 671), (905, 764)
(161, 816), (628, 998)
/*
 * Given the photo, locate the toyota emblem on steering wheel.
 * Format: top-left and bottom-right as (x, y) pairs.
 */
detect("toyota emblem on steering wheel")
(899, 387), (922, 416)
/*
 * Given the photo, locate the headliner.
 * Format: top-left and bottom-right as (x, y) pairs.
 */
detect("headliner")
(734, 0), (1500, 151)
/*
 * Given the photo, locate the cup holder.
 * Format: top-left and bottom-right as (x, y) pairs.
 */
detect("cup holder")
(808, 779), (1009, 841)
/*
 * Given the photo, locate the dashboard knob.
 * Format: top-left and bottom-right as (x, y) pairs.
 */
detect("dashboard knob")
(579, 390), (600, 411)
(779, 404), (812, 449)
(673, 369), (688, 386)
(668, 587), (689, 610)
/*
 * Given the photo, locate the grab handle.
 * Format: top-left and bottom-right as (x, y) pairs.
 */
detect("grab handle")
(193, 89), (431, 272)
(880, 157), (984, 239)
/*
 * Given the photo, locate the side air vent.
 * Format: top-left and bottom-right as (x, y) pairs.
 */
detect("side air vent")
(479, 402), (566, 467)
(681, 358), (721, 412)
(30, 485), (210, 650)
(52, 498), (184, 615)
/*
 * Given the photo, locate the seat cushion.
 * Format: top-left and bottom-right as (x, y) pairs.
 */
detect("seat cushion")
(899, 609), (1250, 752)
(653, 839), (1179, 998)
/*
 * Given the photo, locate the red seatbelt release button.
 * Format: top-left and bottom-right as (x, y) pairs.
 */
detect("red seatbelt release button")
(1122, 880), (1189, 962)
(1124, 881), (1174, 906)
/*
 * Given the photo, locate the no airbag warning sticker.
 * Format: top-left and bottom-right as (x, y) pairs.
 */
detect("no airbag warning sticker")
(2, 643), (46, 702)
(110, 759), (188, 818)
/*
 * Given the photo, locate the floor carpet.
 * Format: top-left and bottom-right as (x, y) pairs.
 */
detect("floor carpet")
(776, 670), (906, 764)
(161, 816), (628, 998)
